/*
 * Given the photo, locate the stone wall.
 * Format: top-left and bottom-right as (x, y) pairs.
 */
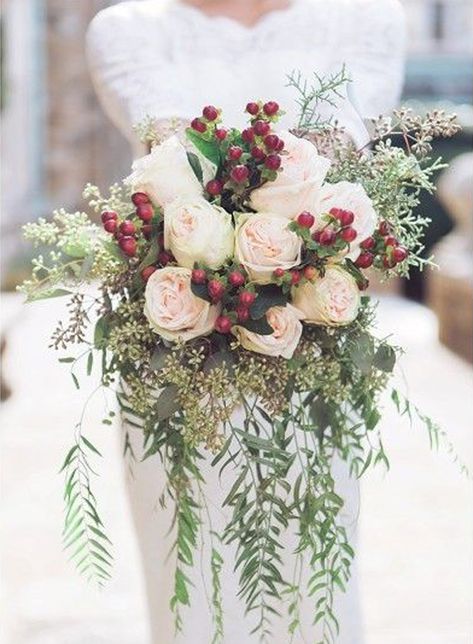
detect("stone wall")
(45, 0), (129, 211)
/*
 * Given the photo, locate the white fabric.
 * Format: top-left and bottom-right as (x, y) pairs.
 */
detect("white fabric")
(87, 0), (406, 155)
(85, 1), (406, 641)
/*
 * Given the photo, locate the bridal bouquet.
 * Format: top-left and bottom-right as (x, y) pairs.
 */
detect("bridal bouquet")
(20, 76), (460, 642)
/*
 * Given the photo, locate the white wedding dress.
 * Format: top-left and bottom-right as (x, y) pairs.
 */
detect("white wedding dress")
(86, 1), (406, 642)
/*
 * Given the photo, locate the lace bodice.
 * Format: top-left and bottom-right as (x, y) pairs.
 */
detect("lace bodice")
(87, 0), (406, 155)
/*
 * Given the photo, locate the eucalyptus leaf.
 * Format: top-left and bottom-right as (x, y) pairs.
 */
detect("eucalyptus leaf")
(27, 288), (73, 302)
(191, 280), (212, 303)
(156, 385), (180, 421)
(203, 351), (236, 375)
(150, 345), (173, 371)
(373, 344), (396, 373)
(249, 284), (288, 320)
(239, 316), (274, 336)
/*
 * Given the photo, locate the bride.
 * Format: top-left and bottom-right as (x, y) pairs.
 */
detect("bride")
(86, 1), (406, 642)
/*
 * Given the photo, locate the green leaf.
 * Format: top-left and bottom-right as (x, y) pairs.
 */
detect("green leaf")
(373, 344), (396, 373)
(86, 352), (93, 376)
(191, 280), (212, 303)
(186, 128), (221, 167)
(351, 332), (374, 374)
(94, 315), (112, 350)
(310, 398), (332, 432)
(249, 284), (288, 320)
(174, 568), (190, 605)
(203, 351), (236, 375)
(186, 151), (204, 183)
(239, 316), (274, 336)
(150, 345), (173, 371)
(156, 385), (180, 421)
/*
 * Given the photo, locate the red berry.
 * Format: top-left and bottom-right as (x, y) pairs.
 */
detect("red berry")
(136, 203), (154, 223)
(303, 265), (317, 280)
(131, 192), (149, 206)
(291, 270), (302, 285)
(208, 279), (225, 301)
(340, 226), (357, 243)
(119, 220), (136, 236)
(236, 305), (250, 323)
(231, 165), (250, 183)
(330, 208), (354, 227)
(192, 268), (207, 284)
(379, 221), (390, 236)
(297, 211), (315, 228)
(355, 252), (374, 269)
(312, 231), (322, 243)
(103, 219), (117, 234)
(263, 101), (279, 117)
(319, 227), (336, 246)
(119, 236), (137, 257)
(385, 235), (398, 248)
(203, 105), (219, 121)
(253, 120), (270, 137)
(158, 250), (172, 266)
(242, 128), (255, 143)
(141, 265), (156, 281)
(228, 146), (243, 160)
(228, 271), (245, 288)
(392, 246), (408, 263)
(206, 179), (223, 196)
(360, 236), (375, 250)
(142, 224), (153, 240)
(101, 210), (118, 223)
(215, 315), (232, 334)
(276, 138), (285, 152)
(215, 128), (227, 141)
(191, 118), (206, 133)
(246, 102), (260, 116)
(264, 134), (280, 150)
(239, 291), (256, 307)
(273, 267), (285, 278)
(265, 154), (281, 171)
(251, 146), (266, 161)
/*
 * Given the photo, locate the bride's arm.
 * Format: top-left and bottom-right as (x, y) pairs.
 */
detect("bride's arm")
(86, 4), (193, 156)
(338, 0), (407, 118)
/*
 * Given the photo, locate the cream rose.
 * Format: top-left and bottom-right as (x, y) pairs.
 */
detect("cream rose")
(315, 181), (377, 260)
(144, 267), (220, 342)
(293, 265), (360, 326)
(164, 197), (234, 270)
(250, 131), (331, 219)
(235, 213), (302, 284)
(233, 305), (304, 359)
(125, 136), (203, 207)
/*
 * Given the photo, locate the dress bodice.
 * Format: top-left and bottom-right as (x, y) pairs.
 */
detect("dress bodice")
(86, 0), (406, 155)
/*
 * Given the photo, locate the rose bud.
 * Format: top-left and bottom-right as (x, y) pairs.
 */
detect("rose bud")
(191, 268), (207, 284)
(141, 265), (157, 282)
(263, 101), (279, 116)
(119, 236), (137, 257)
(215, 128), (228, 141)
(228, 271), (246, 288)
(208, 279), (225, 301)
(340, 227), (357, 243)
(228, 146), (243, 161)
(297, 211), (315, 229)
(103, 219), (117, 234)
(206, 179), (223, 196)
(203, 105), (219, 121)
(231, 165), (250, 183)
(239, 291), (256, 307)
(191, 118), (206, 133)
(101, 210), (118, 224)
(215, 315), (233, 334)
(253, 120), (271, 137)
(246, 102), (260, 116)
(119, 220), (136, 236)
(355, 252), (374, 269)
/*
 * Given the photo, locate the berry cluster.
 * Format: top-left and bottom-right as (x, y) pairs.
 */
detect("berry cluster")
(101, 191), (172, 277)
(191, 265), (255, 334)
(190, 101), (285, 206)
(356, 221), (408, 270)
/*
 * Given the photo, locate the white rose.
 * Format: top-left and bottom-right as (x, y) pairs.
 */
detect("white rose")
(315, 181), (377, 260)
(125, 136), (203, 207)
(164, 197), (234, 270)
(293, 265), (360, 326)
(250, 131), (331, 219)
(235, 213), (302, 284)
(144, 267), (220, 342)
(233, 305), (304, 359)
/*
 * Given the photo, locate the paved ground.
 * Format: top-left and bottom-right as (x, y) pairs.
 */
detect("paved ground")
(1, 293), (472, 644)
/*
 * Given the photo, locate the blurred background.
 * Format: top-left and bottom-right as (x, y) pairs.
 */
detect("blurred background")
(1, 1), (472, 644)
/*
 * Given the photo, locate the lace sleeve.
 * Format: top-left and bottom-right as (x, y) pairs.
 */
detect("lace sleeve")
(86, 4), (193, 149)
(339, 0), (407, 118)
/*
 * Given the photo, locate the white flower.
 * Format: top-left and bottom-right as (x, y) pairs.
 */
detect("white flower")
(125, 136), (203, 207)
(315, 181), (378, 260)
(233, 305), (304, 359)
(250, 131), (331, 219)
(164, 197), (234, 270)
(235, 213), (302, 284)
(292, 265), (360, 326)
(144, 267), (220, 342)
